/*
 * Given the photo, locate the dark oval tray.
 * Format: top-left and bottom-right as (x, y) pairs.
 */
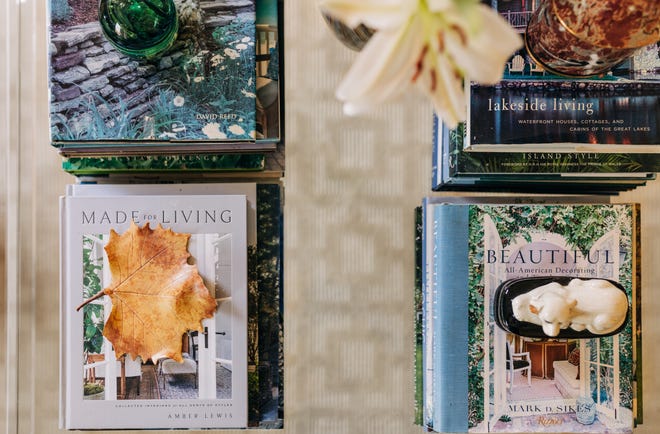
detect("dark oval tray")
(494, 276), (629, 339)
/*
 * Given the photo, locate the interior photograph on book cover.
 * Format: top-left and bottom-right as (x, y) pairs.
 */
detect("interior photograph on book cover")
(465, 1), (659, 152)
(467, 204), (637, 433)
(79, 231), (235, 402)
(61, 195), (248, 429)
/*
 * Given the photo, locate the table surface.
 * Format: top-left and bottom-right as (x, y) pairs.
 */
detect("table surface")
(2, 1), (660, 433)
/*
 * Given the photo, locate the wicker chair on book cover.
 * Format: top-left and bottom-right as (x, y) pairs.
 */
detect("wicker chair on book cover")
(505, 340), (532, 388)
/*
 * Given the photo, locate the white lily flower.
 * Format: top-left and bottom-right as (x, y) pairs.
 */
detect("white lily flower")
(320, 0), (522, 127)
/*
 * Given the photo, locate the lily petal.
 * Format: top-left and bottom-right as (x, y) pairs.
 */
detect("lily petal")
(324, 0), (520, 127)
(320, 0), (416, 30)
(423, 54), (466, 128)
(336, 14), (424, 111)
(446, 5), (522, 84)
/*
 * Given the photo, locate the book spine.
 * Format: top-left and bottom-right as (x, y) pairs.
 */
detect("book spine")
(255, 183), (284, 425)
(431, 115), (439, 190)
(633, 203), (643, 425)
(421, 200), (434, 428)
(430, 204), (469, 432)
(449, 118), (660, 175)
(59, 197), (67, 429)
(61, 154), (265, 174)
(414, 207), (423, 426)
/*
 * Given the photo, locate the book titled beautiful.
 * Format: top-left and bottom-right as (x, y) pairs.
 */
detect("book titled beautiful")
(419, 199), (641, 433)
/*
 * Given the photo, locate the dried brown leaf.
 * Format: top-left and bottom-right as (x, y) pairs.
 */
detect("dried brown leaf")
(79, 221), (216, 363)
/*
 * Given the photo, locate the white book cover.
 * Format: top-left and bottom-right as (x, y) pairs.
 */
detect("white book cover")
(60, 193), (248, 429)
(66, 183), (258, 246)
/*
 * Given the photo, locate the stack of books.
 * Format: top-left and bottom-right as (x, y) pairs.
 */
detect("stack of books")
(417, 3), (654, 431)
(49, 0), (283, 178)
(433, 40), (659, 193)
(52, 0), (285, 430)
(415, 198), (642, 433)
(60, 183), (283, 429)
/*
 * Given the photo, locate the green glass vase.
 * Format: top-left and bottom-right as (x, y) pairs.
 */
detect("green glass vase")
(98, 0), (179, 59)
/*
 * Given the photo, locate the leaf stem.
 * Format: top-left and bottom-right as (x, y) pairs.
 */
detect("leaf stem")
(76, 291), (107, 311)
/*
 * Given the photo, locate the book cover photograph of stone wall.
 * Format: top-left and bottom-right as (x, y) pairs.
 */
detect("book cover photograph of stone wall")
(49, 0), (257, 145)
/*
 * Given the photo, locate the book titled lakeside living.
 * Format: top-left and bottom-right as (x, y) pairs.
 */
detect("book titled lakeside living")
(62, 183), (284, 429)
(466, 77), (660, 153)
(463, 2), (659, 153)
(419, 200), (641, 433)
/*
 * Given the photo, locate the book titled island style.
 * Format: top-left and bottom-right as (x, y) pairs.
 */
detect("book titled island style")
(432, 115), (656, 193)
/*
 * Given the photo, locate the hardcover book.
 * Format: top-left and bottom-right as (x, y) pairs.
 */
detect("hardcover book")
(48, 0), (270, 155)
(414, 206), (423, 426)
(61, 153), (265, 175)
(255, 0), (282, 143)
(433, 115), (656, 193)
(464, 1), (659, 153)
(61, 183), (284, 429)
(420, 199), (641, 433)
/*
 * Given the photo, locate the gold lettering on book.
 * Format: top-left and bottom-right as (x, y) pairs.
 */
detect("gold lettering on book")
(537, 415), (563, 426)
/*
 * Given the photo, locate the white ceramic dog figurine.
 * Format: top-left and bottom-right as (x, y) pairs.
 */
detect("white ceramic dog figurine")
(511, 278), (628, 337)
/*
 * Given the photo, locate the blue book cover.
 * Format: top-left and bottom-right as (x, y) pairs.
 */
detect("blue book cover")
(421, 200), (641, 433)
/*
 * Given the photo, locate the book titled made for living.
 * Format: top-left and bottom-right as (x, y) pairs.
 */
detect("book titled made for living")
(62, 182), (284, 429)
(420, 200), (641, 433)
(60, 190), (249, 429)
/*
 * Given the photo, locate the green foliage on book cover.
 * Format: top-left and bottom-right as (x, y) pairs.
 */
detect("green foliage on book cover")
(51, 13), (255, 142)
(247, 184), (283, 426)
(82, 235), (105, 355)
(449, 123), (659, 174)
(62, 154), (265, 174)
